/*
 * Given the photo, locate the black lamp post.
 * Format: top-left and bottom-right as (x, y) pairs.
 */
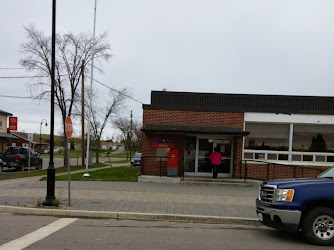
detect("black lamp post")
(40, 119), (47, 150)
(43, 0), (56, 206)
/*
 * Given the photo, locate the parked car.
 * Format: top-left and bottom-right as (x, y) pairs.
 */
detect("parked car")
(131, 153), (141, 167)
(256, 167), (334, 246)
(0, 146), (43, 171)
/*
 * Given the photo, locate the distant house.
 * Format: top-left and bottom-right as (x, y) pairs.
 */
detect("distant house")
(0, 109), (19, 152)
(74, 141), (124, 151)
(100, 141), (124, 150)
(11, 132), (49, 152)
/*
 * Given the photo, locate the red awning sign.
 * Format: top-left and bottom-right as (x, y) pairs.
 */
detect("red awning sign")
(65, 116), (73, 138)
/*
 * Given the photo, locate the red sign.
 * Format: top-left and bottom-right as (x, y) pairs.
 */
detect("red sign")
(8, 117), (17, 131)
(65, 116), (73, 138)
(152, 136), (175, 148)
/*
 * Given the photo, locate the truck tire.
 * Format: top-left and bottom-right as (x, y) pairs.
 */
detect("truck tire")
(302, 207), (334, 246)
(36, 161), (42, 170)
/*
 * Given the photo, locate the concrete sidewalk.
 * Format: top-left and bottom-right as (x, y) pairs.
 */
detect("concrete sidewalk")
(0, 166), (260, 225)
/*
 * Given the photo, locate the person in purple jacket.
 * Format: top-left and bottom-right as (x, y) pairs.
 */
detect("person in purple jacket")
(209, 147), (223, 179)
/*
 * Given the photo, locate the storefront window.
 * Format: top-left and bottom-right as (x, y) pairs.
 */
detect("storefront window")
(245, 123), (289, 151)
(293, 124), (334, 153)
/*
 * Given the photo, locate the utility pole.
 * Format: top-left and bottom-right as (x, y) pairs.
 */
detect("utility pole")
(81, 60), (85, 167)
(130, 110), (133, 157)
(84, 0), (98, 178)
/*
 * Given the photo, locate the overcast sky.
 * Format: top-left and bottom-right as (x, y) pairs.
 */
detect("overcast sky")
(1, 0), (334, 139)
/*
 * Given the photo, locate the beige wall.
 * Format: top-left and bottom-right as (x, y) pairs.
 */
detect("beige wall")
(0, 114), (7, 133)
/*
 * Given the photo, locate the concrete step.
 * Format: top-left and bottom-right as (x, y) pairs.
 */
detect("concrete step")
(181, 180), (249, 187)
(181, 178), (250, 187)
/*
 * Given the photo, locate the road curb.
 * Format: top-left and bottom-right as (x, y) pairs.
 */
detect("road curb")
(0, 205), (261, 226)
(0, 206), (118, 219)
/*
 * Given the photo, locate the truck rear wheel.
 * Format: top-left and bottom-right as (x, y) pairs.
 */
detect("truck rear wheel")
(20, 162), (25, 172)
(302, 207), (334, 246)
(36, 161), (42, 170)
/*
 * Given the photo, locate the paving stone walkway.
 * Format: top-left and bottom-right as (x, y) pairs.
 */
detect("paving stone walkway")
(0, 167), (259, 219)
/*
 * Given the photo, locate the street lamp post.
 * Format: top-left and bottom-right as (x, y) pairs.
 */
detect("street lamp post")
(43, 0), (56, 206)
(40, 119), (47, 151)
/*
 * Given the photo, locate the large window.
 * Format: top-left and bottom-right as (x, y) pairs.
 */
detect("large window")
(293, 124), (334, 153)
(245, 123), (289, 151)
(244, 122), (334, 163)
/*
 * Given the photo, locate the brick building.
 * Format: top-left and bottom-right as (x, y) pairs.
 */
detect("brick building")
(141, 91), (334, 180)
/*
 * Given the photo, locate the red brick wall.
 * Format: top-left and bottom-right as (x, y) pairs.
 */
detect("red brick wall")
(142, 108), (244, 176)
(241, 163), (330, 180)
(143, 109), (244, 128)
(233, 137), (243, 178)
(141, 133), (185, 176)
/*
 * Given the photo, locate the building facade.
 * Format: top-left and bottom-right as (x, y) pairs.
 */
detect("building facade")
(141, 91), (334, 180)
(0, 109), (18, 152)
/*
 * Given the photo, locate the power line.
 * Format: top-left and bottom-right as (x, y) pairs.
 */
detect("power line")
(0, 94), (35, 99)
(0, 74), (69, 79)
(0, 75), (145, 104)
(0, 75), (49, 79)
(0, 67), (26, 70)
(89, 77), (144, 104)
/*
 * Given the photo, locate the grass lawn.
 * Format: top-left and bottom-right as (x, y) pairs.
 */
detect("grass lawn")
(0, 163), (108, 181)
(106, 160), (129, 164)
(44, 167), (140, 182)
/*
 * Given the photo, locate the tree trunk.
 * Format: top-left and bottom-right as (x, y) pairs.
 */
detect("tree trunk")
(95, 140), (100, 163)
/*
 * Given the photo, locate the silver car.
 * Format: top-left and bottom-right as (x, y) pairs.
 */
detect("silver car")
(131, 153), (141, 167)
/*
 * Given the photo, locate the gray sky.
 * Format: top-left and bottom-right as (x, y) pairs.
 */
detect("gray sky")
(1, 0), (334, 139)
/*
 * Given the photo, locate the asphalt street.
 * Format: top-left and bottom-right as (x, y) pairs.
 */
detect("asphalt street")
(0, 214), (329, 250)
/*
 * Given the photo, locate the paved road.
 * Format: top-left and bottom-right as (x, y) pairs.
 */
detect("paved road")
(0, 214), (329, 249)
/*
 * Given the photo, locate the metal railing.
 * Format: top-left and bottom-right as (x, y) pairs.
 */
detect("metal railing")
(140, 156), (184, 179)
(241, 159), (330, 182)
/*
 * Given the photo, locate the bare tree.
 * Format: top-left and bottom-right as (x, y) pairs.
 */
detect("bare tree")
(113, 118), (142, 159)
(85, 87), (129, 163)
(20, 24), (111, 166)
(129, 121), (142, 153)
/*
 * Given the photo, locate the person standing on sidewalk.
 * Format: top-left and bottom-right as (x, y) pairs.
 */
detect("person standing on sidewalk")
(209, 147), (222, 179)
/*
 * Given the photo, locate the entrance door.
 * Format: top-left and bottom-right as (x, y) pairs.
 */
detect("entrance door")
(216, 139), (232, 177)
(184, 136), (233, 177)
(197, 138), (214, 173)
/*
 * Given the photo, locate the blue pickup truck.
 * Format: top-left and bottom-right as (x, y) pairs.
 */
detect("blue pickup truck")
(256, 167), (334, 246)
